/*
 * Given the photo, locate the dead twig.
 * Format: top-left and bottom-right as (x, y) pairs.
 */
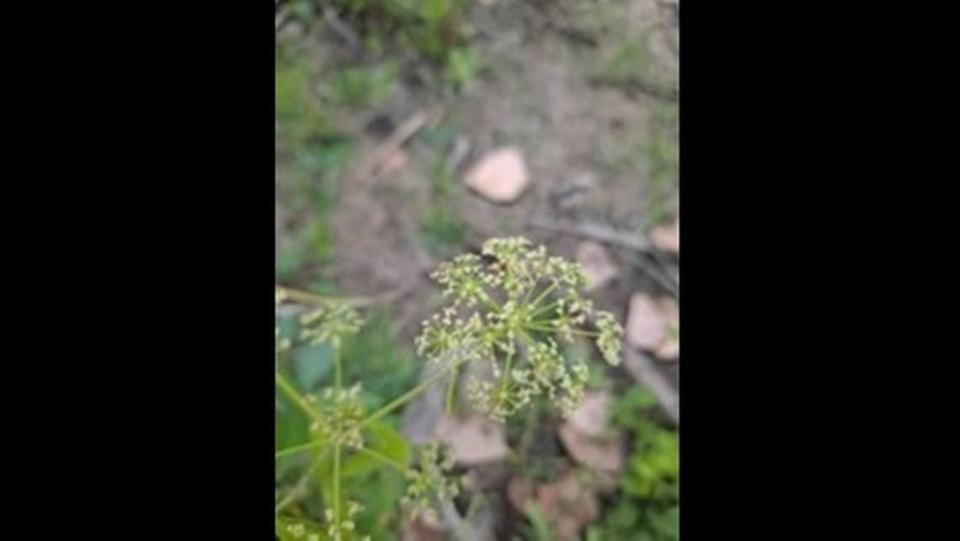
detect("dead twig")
(528, 217), (678, 295)
(349, 106), (445, 185)
(622, 347), (679, 425)
(587, 76), (679, 101)
(276, 284), (415, 311)
(528, 216), (651, 252)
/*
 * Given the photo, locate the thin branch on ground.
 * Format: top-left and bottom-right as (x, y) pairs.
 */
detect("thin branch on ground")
(528, 216), (652, 252)
(528, 216), (678, 295)
(350, 106), (445, 184)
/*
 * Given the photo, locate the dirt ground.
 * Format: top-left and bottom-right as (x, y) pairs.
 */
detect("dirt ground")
(277, 0), (678, 359)
(277, 1), (679, 538)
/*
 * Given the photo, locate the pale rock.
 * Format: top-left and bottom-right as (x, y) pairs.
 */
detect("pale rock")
(463, 147), (530, 203)
(434, 414), (510, 465)
(650, 221), (679, 254)
(576, 241), (618, 291)
(627, 292), (679, 360)
(566, 390), (613, 438)
(626, 293), (667, 349)
(558, 424), (623, 472)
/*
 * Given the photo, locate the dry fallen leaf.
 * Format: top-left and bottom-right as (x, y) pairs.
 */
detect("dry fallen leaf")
(434, 414), (511, 466)
(463, 147), (530, 203)
(576, 241), (618, 291)
(650, 221), (679, 254)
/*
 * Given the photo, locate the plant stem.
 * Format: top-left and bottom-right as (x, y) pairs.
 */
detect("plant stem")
(334, 346), (342, 391)
(276, 286), (342, 306)
(276, 462), (318, 513)
(524, 324), (599, 337)
(355, 446), (407, 473)
(358, 357), (469, 430)
(480, 292), (502, 314)
(445, 364), (459, 414)
(499, 346), (515, 397)
(518, 403), (540, 459)
(528, 301), (560, 319)
(276, 285), (407, 308)
(529, 281), (559, 311)
(276, 438), (327, 459)
(333, 444), (342, 526)
(276, 372), (321, 422)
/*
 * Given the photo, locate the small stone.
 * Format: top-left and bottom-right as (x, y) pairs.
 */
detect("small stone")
(655, 330), (679, 361)
(565, 390), (613, 438)
(576, 241), (618, 291)
(627, 293), (679, 359)
(558, 423), (623, 472)
(626, 293), (667, 350)
(650, 221), (679, 254)
(463, 147), (531, 203)
(434, 414), (510, 465)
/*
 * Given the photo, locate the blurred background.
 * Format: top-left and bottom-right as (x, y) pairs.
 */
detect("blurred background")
(276, 0), (678, 539)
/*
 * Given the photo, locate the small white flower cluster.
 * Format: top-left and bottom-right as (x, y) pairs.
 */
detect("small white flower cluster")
(282, 521), (323, 541)
(512, 338), (590, 416)
(300, 301), (363, 349)
(323, 501), (370, 541)
(309, 384), (366, 449)
(417, 237), (625, 421)
(401, 442), (461, 520)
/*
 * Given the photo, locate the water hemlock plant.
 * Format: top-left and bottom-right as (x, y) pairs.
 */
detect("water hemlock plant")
(275, 237), (624, 539)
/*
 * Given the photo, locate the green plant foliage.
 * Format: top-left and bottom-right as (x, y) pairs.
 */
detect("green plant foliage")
(643, 103), (678, 226)
(326, 64), (398, 108)
(588, 386), (679, 540)
(420, 161), (467, 257)
(594, 35), (652, 88)
(445, 47), (481, 90)
(275, 240), (626, 539)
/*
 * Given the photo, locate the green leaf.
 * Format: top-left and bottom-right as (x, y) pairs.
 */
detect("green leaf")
(366, 420), (411, 465)
(293, 344), (333, 390)
(338, 420), (410, 479)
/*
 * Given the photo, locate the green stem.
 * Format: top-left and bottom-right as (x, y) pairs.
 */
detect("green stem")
(358, 357), (470, 430)
(334, 346), (342, 391)
(333, 444), (342, 526)
(524, 323), (599, 337)
(276, 373), (321, 422)
(275, 462), (318, 513)
(276, 286), (342, 306)
(529, 281), (559, 311)
(355, 446), (407, 473)
(529, 301), (560, 319)
(480, 292), (502, 314)
(445, 365), (459, 414)
(499, 347), (515, 397)
(276, 438), (327, 459)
